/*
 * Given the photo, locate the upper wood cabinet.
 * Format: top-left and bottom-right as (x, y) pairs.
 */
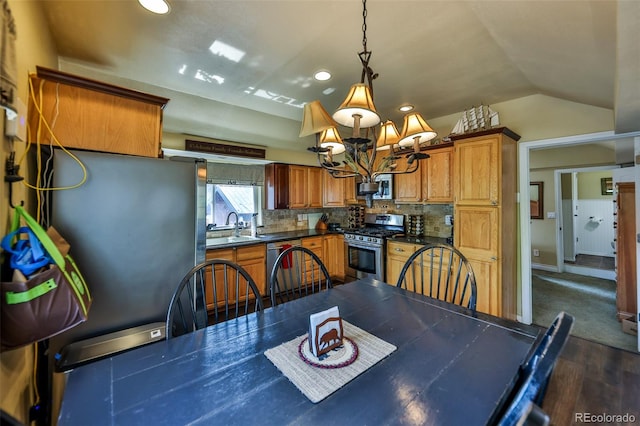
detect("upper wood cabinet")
(454, 137), (501, 205)
(424, 146), (454, 203)
(394, 144), (454, 204)
(265, 163), (323, 209)
(28, 66), (168, 158)
(323, 171), (346, 207)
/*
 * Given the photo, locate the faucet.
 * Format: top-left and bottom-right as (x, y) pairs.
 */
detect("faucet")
(225, 212), (241, 237)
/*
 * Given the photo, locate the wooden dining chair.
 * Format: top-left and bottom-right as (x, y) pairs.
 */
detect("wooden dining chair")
(492, 311), (575, 426)
(269, 246), (332, 306)
(396, 243), (477, 311)
(166, 259), (264, 339)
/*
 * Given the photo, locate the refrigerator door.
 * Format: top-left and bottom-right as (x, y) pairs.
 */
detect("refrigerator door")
(50, 150), (205, 368)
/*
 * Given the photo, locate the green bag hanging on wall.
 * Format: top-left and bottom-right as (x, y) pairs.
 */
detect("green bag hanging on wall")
(1, 206), (92, 351)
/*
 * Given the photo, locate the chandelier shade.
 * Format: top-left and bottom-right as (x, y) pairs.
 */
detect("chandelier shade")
(299, 100), (338, 137)
(319, 127), (345, 154)
(376, 120), (400, 151)
(332, 83), (381, 129)
(398, 112), (437, 147)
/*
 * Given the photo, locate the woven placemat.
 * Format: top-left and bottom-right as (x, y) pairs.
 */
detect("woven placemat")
(264, 321), (396, 403)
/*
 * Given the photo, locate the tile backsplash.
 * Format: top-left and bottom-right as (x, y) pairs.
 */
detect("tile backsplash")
(259, 201), (453, 237)
(209, 202), (453, 239)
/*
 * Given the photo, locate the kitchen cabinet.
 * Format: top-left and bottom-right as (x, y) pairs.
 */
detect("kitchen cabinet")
(28, 66), (168, 158)
(323, 234), (345, 281)
(302, 236), (325, 284)
(265, 163), (323, 209)
(394, 145), (454, 204)
(205, 244), (267, 311)
(452, 127), (519, 319)
(386, 240), (419, 285)
(386, 241), (454, 298)
(323, 171), (346, 207)
(615, 182), (637, 321)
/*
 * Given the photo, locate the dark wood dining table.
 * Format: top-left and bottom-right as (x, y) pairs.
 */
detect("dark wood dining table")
(58, 278), (540, 425)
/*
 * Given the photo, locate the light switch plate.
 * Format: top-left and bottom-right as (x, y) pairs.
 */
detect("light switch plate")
(547, 212), (556, 219)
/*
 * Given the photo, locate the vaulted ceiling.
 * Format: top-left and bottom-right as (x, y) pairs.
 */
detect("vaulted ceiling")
(39, 0), (639, 152)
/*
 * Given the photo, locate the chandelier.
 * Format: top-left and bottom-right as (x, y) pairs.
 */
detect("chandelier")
(299, 0), (437, 207)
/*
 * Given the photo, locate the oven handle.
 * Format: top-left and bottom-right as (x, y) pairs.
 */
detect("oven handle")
(345, 240), (382, 250)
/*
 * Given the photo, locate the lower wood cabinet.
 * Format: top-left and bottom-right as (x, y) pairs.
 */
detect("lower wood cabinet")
(205, 244), (267, 311)
(323, 234), (345, 281)
(386, 241), (418, 285)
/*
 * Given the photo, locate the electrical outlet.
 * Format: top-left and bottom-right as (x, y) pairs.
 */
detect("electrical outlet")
(445, 215), (453, 226)
(533, 249), (540, 257)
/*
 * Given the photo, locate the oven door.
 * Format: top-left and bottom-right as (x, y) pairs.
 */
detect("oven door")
(344, 240), (383, 281)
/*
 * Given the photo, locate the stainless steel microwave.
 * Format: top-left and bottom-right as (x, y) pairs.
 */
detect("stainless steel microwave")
(356, 174), (393, 200)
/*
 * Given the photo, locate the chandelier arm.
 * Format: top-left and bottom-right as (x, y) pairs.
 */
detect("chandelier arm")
(354, 150), (373, 181)
(383, 161), (421, 175)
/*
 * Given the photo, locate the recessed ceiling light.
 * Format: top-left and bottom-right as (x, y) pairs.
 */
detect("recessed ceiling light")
(314, 70), (332, 81)
(399, 105), (414, 112)
(138, 0), (170, 14)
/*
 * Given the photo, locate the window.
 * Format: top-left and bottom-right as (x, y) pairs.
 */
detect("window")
(206, 183), (262, 230)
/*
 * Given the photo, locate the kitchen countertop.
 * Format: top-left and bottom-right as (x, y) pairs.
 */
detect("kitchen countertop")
(206, 229), (343, 249)
(387, 235), (452, 246)
(207, 230), (452, 249)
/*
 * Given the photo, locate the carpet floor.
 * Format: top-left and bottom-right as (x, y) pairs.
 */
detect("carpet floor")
(532, 269), (637, 353)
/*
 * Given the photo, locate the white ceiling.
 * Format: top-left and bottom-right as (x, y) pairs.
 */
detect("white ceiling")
(38, 0), (639, 153)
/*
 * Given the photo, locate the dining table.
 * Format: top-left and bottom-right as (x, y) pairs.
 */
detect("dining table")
(58, 278), (540, 425)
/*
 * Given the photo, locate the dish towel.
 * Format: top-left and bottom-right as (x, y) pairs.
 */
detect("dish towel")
(0, 0), (18, 115)
(280, 244), (293, 269)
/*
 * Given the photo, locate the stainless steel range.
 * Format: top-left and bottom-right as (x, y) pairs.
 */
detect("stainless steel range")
(344, 213), (405, 282)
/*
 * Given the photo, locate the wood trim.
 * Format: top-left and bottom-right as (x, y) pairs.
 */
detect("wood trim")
(36, 66), (170, 108)
(448, 127), (521, 142)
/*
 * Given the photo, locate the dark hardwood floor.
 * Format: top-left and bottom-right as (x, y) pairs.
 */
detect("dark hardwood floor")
(543, 335), (639, 425)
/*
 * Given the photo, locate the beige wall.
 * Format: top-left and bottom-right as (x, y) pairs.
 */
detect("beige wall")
(577, 170), (613, 200)
(1, 1), (57, 423)
(428, 94), (613, 143)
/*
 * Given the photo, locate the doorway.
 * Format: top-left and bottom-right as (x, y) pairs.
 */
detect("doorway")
(519, 130), (640, 353)
(554, 168), (616, 281)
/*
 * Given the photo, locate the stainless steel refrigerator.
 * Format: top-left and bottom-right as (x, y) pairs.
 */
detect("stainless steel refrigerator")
(48, 149), (206, 370)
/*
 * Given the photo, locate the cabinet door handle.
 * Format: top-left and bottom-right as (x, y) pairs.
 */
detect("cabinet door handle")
(491, 200), (498, 206)
(394, 248), (404, 252)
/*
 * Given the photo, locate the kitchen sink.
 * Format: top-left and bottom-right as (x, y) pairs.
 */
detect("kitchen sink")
(207, 235), (262, 246)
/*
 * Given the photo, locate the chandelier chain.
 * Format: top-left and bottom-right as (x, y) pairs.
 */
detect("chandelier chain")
(362, 0), (368, 53)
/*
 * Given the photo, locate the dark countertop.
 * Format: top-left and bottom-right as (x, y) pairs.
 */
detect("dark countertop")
(207, 230), (452, 249)
(206, 229), (343, 249)
(387, 235), (452, 246)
